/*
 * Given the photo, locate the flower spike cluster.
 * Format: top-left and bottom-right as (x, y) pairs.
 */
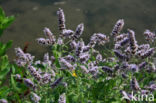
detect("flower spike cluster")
(13, 8), (156, 102)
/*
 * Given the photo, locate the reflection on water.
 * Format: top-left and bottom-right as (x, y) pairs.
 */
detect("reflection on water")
(0, 0), (156, 60)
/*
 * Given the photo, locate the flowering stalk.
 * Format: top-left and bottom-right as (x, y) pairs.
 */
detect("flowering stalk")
(57, 8), (66, 31)
(73, 23), (84, 39)
(128, 29), (138, 54)
(111, 19), (124, 36)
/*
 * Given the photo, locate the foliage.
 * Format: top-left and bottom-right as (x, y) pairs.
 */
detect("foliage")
(0, 7), (14, 102)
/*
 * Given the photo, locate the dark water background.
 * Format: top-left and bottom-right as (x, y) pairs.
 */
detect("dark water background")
(0, 0), (156, 60)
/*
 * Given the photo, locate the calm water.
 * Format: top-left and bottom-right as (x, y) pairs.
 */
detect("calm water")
(0, 0), (156, 60)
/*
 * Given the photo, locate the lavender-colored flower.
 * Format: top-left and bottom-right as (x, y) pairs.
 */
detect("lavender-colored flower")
(114, 50), (129, 61)
(31, 93), (41, 103)
(15, 74), (21, 80)
(114, 43), (121, 49)
(27, 65), (42, 81)
(144, 29), (156, 42)
(80, 65), (89, 73)
(36, 38), (47, 45)
(128, 29), (138, 54)
(57, 37), (63, 45)
(36, 38), (54, 46)
(89, 34), (97, 47)
(102, 66), (113, 73)
(43, 27), (56, 42)
(95, 33), (109, 45)
(136, 50), (145, 57)
(146, 83), (156, 91)
(70, 40), (77, 49)
(62, 29), (74, 38)
(15, 47), (25, 58)
(15, 48), (33, 62)
(75, 40), (84, 57)
(121, 73), (128, 79)
(140, 48), (155, 59)
(89, 33), (109, 46)
(96, 54), (102, 62)
(51, 56), (55, 63)
(42, 73), (51, 84)
(141, 90), (150, 95)
(15, 48), (34, 66)
(58, 93), (66, 103)
(25, 53), (35, 62)
(108, 57), (117, 62)
(138, 61), (148, 69)
(121, 61), (129, 69)
(34, 60), (41, 65)
(64, 55), (75, 62)
(130, 77), (141, 91)
(43, 53), (51, 67)
(57, 8), (65, 31)
(124, 47), (131, 56)
(136, 44), (150, 57)
(79, 53), (90, 63)
(138, 44), (150, 51)
(88, 66), (99, 76)
(115, 33), (128, 42)
(59, 58), (74, 70)
(0, 99), (8, 103)
(24, 78), (35, 89)
(51, 77), (63, 88)
(111, 19), (124, 36)
(116, 37), (129, 48)
(83, 45), (91, 52)
(15, 59), (27, 67)
(129, 64), (139, 72)
(88, 62), (97, 68)
(73, 23), (84, 39)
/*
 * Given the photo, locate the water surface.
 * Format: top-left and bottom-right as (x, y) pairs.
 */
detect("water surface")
(1, 0), (156, 60)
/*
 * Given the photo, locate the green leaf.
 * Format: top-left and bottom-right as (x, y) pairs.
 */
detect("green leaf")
(2, 16), (14, 29)
(0, 55), (9, 71)
(0, 67), (10, 79)
(11, 75), (20, 92)
(0, 7), (15, 37)
(0, 8), (5, 17)
(55, 58), (61, 68)
(0, 40), (12, 56)
(5, 40), (13, 49)
(0, 86), (10, 98)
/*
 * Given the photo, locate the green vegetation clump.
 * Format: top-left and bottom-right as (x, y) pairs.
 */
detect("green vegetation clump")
(0, 8), (156, 103)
